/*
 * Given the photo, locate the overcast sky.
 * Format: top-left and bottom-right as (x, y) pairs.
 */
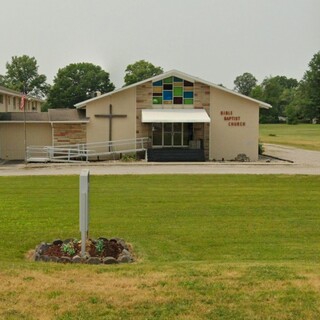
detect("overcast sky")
(1, 0), (319, 89)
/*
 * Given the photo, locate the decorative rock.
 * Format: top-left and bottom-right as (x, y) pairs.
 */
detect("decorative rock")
(39, 255), (50, 262)
(122, 249), (131, 256)
(53, 239), (63, 246)
(235, 153), (250, 162)
(118, 239), (129, 250)
(34, 253), (41, 261)
(72, 255), (82, 263)
(37, 243), (49, 255)
(103, 257), (118, 264)
(118, 249), (132, 263)
(47, 256), (59, 263)
(59, 256), (72, 263)
(86, 257), (101, 265)
(118, 255), (131, 263)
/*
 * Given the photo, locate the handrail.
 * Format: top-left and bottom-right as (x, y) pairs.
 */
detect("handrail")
(26, 137), (151, 163)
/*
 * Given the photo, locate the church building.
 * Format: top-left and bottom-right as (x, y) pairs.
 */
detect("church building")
(75, 70), (271, 162)
(0, 70), (271, 162)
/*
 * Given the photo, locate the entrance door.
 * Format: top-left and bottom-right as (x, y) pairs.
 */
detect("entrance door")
(152, 123), (192, 147)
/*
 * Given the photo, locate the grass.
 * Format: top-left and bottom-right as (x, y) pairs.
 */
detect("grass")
(0, 174), (320, 319)
(259, 123), (320, 151)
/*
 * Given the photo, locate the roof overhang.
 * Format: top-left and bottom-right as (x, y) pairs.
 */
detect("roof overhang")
(74, 69), (272, 110)
(141, 109), (210, 123)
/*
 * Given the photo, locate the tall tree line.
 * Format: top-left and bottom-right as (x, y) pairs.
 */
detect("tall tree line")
(233, 51), (320, 124)
(0, 51), (318, 122)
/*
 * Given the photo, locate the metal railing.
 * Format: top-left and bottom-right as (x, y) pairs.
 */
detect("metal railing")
(26, 137), (151, 163)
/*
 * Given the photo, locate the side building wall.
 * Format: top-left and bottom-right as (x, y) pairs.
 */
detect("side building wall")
(85, 88), (137, 144)
(0, 123), (51, 160)
(209, 87), (260, 161)
(52, 124), (87, 146)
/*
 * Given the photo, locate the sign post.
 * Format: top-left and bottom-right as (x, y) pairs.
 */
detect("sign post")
(79, 169), (90, 257)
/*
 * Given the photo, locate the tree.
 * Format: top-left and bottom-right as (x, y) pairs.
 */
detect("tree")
(233, 72), (257, 96)
(0, 55), (49, 98)
(256, 76), (298, 123)
(47, 63), (115, 108)
(298, 51), (320, 120)
(124, 60), (163, 86)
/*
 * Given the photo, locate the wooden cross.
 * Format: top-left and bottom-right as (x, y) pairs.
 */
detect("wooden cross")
(95, 104), (127, 142)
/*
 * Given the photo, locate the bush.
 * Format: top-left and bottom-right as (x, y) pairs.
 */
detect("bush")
(121, 153), (136, 162)
(258, 142), (264, 155)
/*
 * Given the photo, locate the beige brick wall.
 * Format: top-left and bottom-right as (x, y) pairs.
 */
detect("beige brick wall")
(194, 82), (210, 159)
(53, 123), (86, 146)
(135, 80), (211, 159)
(136, 82), (152, 139)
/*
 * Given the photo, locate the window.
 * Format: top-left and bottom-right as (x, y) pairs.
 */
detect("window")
(152, 123), (193, 147)
(0, 94), (3, 104)
(152, 76), (194, 105)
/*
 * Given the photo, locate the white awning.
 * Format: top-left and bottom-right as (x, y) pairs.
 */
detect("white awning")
(141, 109), (210, 123)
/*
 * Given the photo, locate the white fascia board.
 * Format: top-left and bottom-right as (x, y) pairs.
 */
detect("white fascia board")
(74, 69), (272, 110)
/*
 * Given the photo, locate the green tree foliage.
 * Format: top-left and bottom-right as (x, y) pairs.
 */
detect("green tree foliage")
(0, 55), (49, 98)
(233, 72), (257, 96)
(298, 51), (320, 120)
(124, 60), (163, 86)
(252, 76), (298, 123)
(47, 63), (115, 108)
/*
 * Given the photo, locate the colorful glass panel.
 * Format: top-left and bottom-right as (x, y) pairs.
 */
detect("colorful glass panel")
(153, 97), (162, 104)
(163, 77), (173, 84)
(174, 77), (183, 82)
(153, 80), (163, 86)
(184, 80), (193, 87)
(184, 98), (194, 105)
(163, 90), (173, 100)
(174, 87), (183, 96)
(174, 97), (183, 104)
(184, 91), (193, 98)
(153, 87), (162, 93)
(163, 84), (173, 90)
(152, 76), (194, 105)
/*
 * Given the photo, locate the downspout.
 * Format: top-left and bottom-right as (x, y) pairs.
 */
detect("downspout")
(50, 122), (54, 146)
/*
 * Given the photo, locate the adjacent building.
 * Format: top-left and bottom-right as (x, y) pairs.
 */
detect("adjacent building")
(0, 86), (42, 113)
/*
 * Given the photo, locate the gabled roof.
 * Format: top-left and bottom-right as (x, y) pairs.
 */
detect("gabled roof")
(74, 69), (272, 109)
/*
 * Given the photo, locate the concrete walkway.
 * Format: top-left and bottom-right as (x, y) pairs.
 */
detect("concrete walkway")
(0, 144), (319, 176)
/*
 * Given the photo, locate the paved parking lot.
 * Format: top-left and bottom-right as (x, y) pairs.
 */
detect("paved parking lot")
(0, 144), (319, 176)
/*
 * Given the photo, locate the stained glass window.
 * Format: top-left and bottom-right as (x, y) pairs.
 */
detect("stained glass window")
(152, 76), (194, 105)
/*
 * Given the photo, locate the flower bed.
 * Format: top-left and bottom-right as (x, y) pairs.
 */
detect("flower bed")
(34, 237), (133, 264)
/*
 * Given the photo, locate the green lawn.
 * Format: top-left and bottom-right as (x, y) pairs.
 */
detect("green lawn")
(0, 175), (320, 319)
(259, 123), (320, 151)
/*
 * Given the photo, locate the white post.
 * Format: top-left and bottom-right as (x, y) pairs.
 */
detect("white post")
(80, 169), (90, 257)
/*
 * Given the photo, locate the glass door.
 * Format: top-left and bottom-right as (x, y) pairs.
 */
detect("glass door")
(173, 123), (182, 146)
(163, 123), (173, 146)
(152, 123), (192, 147)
